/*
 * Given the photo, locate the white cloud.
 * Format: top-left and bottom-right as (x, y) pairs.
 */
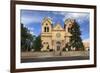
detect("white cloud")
(29, 31), (35, 35)
(27, 27), (34, 31)
(23, 26), (35, 35)
(21, 15), (43, 25)
(27, 27), (35, 35)
(63, 13), (89, 22)
(52, 11), (89, 23)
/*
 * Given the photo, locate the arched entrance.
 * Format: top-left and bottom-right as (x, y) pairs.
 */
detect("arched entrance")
(54, 41), (62, 56)
(56, 41), (61, 51)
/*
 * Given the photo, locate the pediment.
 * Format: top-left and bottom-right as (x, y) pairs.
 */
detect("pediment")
(53, 24), (64, 30)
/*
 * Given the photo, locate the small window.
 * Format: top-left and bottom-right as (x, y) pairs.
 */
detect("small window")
(44, 27), (46, 32)
(47, 27), (49, 32)
(44, 26), (49, 32)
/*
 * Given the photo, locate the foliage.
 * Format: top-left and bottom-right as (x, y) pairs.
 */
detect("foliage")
(68, 20), (84, 51)
(33, 35), (42, 51)
(63, 43), (70, 51)
(21, 23), (35, 51)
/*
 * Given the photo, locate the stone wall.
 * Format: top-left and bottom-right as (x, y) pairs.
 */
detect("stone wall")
(62, 51), (89, 56)
(21, 51), (89, 59)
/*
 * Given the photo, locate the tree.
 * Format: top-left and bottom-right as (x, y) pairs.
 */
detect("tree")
(21, 23), (28, 51)
(21, 23), (36, 51)
(68, 20), (84, 51)
(63, 43), (70, 51)
(33, 35), (42, 51)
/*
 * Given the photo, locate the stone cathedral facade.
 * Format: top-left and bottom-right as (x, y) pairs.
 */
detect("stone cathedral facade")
(41, 17), (75, 51)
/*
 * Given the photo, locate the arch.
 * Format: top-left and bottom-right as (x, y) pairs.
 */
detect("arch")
(44, 26), (50, 32)
(44, 27), (46, 32)
(56, 41), (61, 51)
(47, 27), (49, 32)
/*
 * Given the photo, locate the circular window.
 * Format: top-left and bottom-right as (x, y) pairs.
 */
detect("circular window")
(56, 33), (61, 38)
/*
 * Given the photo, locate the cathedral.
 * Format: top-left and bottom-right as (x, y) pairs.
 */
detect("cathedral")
(41, 17), (75, 51)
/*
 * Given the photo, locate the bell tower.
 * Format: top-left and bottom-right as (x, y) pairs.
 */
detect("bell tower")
(64, 18), (75, 33)
(42, 17), (52, 33)
(41, 17), (52, 51)
(64, 18), (75, 45)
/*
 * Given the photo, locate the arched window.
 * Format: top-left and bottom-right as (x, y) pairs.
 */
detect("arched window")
(47, 27), (49, 32)
(44, 26), (49, 32)
(44, 27), (46, 32)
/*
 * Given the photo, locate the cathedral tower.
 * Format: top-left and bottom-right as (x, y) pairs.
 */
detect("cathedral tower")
(64, 18), (75, 32)
(41, 17), (52, 51)
(42, 17), (52, 33)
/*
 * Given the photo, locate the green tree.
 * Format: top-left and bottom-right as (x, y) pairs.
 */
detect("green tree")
(33, 35), (42, 51)
(68, 20), (84, 51)
(21, 23), (28, 51)
(21, 23), (35, 51)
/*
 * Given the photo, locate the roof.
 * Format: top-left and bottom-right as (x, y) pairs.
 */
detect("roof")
(42, 17), (52, 25)
(53, 23), (64, 31)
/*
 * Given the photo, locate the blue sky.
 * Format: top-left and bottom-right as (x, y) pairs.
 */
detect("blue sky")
(21, 10), (90, 41)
